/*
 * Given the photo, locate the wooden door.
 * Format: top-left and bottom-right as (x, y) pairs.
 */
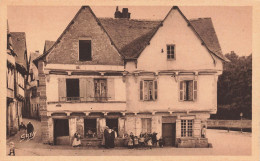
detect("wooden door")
(162, 123), (176, 146)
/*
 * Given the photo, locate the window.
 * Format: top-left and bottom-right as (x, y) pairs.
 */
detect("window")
(31, 87), (37, 98)
(17, 71), (24, 88)
(167, 45), (175, 59)
(94, 79), (107, 101)
(66, 79), (80, 101)
(181, 120), (193, 137)
(140, 80), (158, 101)
(7, 68), (14, 90)
(79, 40), (92, 61)
(179, 80), (197, 101)
(141, 118), (152, 133)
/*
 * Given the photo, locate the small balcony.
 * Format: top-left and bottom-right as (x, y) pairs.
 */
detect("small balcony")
(58, 97), (113, 103)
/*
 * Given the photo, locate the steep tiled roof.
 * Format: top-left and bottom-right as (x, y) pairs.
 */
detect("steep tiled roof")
(43, 40), (55, 54)
(99, 18), (161, 59)
(34, 6), (228, 64)
(10, 32), (27, 69)
(189, 18), (229, 62)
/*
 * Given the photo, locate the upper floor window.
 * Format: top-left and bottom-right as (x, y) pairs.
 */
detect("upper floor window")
(94, 79), (107, 101)
(167, 45), (175, 60)
(66, 79), (79, 101)
(140, 80), (157, 101)
(181, 120), (193, 137)
(79, 40), (92, 61)
(17, 71), (24, 89)
(179, 80), (197, 101)
(7, 68), (14, 90)
(31, 87), (37, 98)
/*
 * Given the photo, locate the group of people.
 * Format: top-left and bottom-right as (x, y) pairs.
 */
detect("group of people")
(103, 126), (117, 149)
(125, 132), (165, 149)
(19, 121), (35, 139)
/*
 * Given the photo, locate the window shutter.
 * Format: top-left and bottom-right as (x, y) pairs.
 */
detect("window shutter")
(58, 78), (66, 101)
(193, 80), (197, 101)
(140, 81), (143, 100)
(154, 80), (158, 100)
(147, 119), (152, 133)
(107, 78), (115, 100)
(180, 81), (184, 101)
(79, 78), (87, 101)
(188, 81), (193, 101)
(86, 78), (95, 101)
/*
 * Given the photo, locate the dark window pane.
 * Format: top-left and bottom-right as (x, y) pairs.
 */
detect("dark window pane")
(66, 79), (79, 98)
(79, 40), (91, 61)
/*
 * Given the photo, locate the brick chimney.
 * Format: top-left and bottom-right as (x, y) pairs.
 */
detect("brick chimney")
(114, 7), (131, 19)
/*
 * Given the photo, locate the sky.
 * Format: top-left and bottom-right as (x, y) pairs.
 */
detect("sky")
(7, 6), (252, 57)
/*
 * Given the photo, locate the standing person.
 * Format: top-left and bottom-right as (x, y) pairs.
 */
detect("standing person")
(201, 125), (206, 138)
(134, 136), (139, 148)
(152, 132), (158, 147)
(104, 127), (110, 149)
(19, 122), (26, 131)
(110, 128), (116, 148)
(158, 137), (165, 148)
(8, 142), (15, 156)
(72, 132), (81, 147)
(27, 121), (34, 138)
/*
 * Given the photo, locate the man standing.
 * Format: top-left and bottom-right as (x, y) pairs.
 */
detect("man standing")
(27, 121), (34, 138)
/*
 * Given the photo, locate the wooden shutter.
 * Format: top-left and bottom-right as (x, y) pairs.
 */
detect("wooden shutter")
(193, 80), (197, 101)
(147, 119), (152, 133)
(153, 80), (158, 100)
(58, 78), (66, 101)
(79, 78), (87, 101)
(180, 81), (184, 101)
(140, 81), (143, 100)
(141, 119), (146, 133)
(144, 81), (148, 100)
(86, 78), (95, 101)
(107, 78), (115, 100)
(188, 81), (193, 101)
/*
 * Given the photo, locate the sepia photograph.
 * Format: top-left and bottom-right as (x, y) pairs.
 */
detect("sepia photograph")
(3, 2), (256, 159)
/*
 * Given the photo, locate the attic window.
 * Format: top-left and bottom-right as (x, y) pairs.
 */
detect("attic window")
(79, 40), (92, 61)
(167, 45), (175, 60)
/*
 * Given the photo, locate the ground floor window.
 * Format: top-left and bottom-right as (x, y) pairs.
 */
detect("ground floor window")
(141, 118), (152, 133)
(106, 118), (118, 133)
(181, 120), (193, 137)
(84, 119), (97, 138)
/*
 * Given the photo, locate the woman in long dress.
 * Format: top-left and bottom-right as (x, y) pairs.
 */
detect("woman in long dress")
(72, 132), (81, 147)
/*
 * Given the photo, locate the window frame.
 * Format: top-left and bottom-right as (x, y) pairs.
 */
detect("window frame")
(78, 38), (92, 61)
(179, 79), (197, 102)
(141, 118), (152, 133)
(166, 44), (176, 60)
(140, 79), (158, 101)
(94, 78), (108, 101)
(181, 119), (193, 137)
(66, 78), (80, 101)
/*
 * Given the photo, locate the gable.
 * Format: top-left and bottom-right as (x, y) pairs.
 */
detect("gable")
(11, 32), (28, 69)
(137, 7), (223, 71)
(46, 6), (123, 66)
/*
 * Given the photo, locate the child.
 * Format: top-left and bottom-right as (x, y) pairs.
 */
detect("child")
(139, 135), (145, 147)
(134, 136), (139, 148)
(147, 137), (152, 149)
(128, 137), (134, 149)
(158, 137), (165, 148)
(8, 142), (15, 156)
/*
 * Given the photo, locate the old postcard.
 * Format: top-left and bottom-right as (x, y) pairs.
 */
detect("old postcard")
(0, 0), (259, 161)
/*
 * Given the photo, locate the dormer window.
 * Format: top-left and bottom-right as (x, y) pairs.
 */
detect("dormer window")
(79, 40), (92, 61)
(167, 44), (175, 60)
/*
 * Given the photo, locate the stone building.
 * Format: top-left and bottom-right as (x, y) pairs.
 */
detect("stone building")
(34, 6), (228, 147)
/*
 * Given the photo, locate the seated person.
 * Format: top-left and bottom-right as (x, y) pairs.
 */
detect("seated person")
(158, 137), (165, 148)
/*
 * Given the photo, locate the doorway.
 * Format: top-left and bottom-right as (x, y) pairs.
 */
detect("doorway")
(54, 119), (69, 145)
(162, 123), (176, 146)
(106, 118), (118, 133)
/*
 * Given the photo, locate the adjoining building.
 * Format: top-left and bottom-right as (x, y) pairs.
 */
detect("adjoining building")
(7, 27), (28, 136)
(34, 6), (228, 147)
(6, 22), (17, 136)
(26, 41), (55, 120)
